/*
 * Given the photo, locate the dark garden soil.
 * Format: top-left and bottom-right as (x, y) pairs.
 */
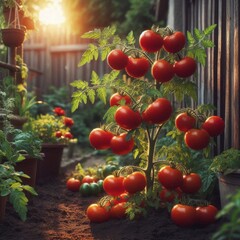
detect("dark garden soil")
(0, 154), (223, 240)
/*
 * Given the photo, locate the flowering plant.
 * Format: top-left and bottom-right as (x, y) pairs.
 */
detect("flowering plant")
(24, 107), (74, 144)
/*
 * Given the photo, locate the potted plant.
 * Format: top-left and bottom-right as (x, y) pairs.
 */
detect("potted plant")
(209, 148), (240, 207)
(23, 107), (75, 182)
(0, 129), (37, 222)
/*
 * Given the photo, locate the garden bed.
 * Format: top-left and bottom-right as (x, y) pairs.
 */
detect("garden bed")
(0, 154), (223, 240)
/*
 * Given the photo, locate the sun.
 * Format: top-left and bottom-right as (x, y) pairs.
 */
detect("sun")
(39, 0), (65, 25)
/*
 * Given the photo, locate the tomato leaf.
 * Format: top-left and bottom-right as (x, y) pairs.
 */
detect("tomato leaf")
(81, 29), (102, 39)
(194, 28), (204, 40)
(126, 31), (135, 45)
(87, 89), (96, 104)
(201, 39), (215, 48)
(78, 44), (99, 67)
(96, 87), (107, 104)
(90, 71), (100, 85)
(103, 106), (118, 123)
(203, 24), (217, 36)
(187, 31), (195, 45)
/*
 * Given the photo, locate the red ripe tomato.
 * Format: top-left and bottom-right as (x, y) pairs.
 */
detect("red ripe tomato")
(86, 203), (110, 223)
(196, 205), (218, 226)
(184, 129), (210, 150)
(64, 132), (73, 139)
(110, 93), (132, 106)
(175, 112), (196, 132)
(151, 60), (174, 83)
(171, 204), (197, 227)
(82, 175), (95, 184)
(201, 116), (225, 137)
(66, 178), (81, 192)
(139, 30), (163, 53)
(163, 31), (186, 53)
(89, 128), (114, 150)
(157, 166), (183, 190)
(114, 106), (142, 130)
(123, 171), (147, 194)
(107, 49), (129, 70)
(53, 107), (65, 116)
(110, 202), (127, 219)
(174, 57), (197, 78)
(103, 175), (125, 197)
(110, 133), (134, 155)
(180, 173), (202, 194)
(142, 98), (172, 124)
(125, 57), (150, 78)
(55, 131), (62, 138)
(159, 187), (182, 203)
(115, 192), (129, 204)
(64, 117), (74, 127)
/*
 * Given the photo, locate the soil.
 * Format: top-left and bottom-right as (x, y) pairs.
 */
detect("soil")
(0, 151), (223, 240)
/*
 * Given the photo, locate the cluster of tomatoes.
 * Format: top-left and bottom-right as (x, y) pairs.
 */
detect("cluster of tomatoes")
(158, 165), (218, 227)
(66, 175), (104, 197)
(175, 112), (225, 150)
(53, 107), (74, 140)
(89, 93), (173, 154)
(107, 29), (196, 82)
(86, 171), (146, 223)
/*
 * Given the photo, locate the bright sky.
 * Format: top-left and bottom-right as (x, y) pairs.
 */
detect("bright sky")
(39, 0), (65, 25)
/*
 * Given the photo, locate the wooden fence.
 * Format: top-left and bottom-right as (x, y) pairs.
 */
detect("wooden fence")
(23, 25), (108, 100)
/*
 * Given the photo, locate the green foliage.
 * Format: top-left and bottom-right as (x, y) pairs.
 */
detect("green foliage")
(212, 189), (240, 240)
(186, 24), (217, 66)
(210, 148), (240, 175)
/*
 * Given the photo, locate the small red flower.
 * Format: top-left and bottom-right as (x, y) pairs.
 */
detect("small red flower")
(53, 107), (65, 116)
(64, 117), (74, 127)
(64, 132), (73, 139)
(55, 131), (62, 138)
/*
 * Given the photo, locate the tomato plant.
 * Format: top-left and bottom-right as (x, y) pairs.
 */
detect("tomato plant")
(71, 24), (219, 222)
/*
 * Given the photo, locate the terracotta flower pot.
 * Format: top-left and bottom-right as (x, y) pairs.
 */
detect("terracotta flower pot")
(1, 28), (25, 47)
(15, 155), (38, 188)
(0, 196), (7, 222)
(36, 143), (66, 184)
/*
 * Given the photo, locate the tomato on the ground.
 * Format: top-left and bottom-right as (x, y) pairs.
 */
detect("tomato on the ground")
(86, 203), (110, 223)
(123, 171), (147, 194)
(79, 183), (92, 197)
(196, 205), (218, 225)
(175, 112), (196, 132)
(66, 178), (81, 192)
(107, 49), (129, 70)
(139, 30), (163, 53)
(171, 204), (197, 227)
(157, 166), (183, 190)
(89, 182), (100, 196)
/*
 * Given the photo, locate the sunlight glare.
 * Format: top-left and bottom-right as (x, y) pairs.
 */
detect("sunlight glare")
(39, 0), (65, 25)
